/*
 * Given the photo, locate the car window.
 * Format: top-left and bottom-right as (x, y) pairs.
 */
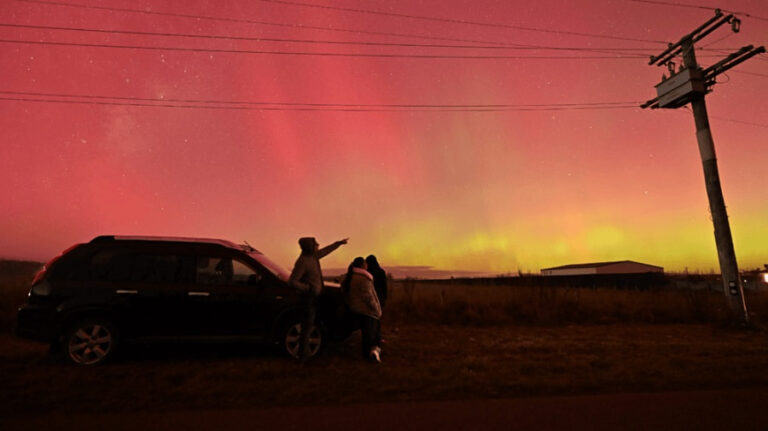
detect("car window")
(247, 251), (290, 282)
(232, 259), (262, 285)
(90, 250), (133, 282)
(196, 256), (261, 286)
(89, 250), (193, 284)
(134, 254), (195, 283)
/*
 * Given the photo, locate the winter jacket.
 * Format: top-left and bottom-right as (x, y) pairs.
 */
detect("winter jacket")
(345, 267), (382, 319)
(369, 266), (388, 309)
(289, 239), (344, 296)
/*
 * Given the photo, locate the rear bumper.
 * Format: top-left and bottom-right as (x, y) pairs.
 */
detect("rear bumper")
(15, 304), (58, 342)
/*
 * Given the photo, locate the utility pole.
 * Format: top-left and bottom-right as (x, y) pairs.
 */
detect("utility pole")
(642, 10), (765, 323)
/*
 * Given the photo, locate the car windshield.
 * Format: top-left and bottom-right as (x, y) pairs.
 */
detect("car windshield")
(248, 251), (290, 282)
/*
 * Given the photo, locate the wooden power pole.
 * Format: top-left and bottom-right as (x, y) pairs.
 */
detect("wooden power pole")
(641, 10), (765, 323)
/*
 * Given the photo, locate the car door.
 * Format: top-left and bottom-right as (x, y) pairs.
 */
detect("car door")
(131, 251), (196, 337)
(182, 253), (272, 337)
(91, 247), (193, 339)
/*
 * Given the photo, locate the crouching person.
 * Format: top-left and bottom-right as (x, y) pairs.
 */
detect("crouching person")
(342, 257), (382, 362)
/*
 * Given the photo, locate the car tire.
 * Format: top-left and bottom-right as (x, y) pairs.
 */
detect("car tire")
(280, 319), (325, 359)
(63, 318), (119, 366)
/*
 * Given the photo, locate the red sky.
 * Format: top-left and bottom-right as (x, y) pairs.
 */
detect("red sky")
(1, 0), (766, 273)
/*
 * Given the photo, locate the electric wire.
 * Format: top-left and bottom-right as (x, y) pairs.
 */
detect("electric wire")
(0, 96), (642, 112)
(708, 115), (768, 128)
(701, 32), (734, 48)
(5, 94), (763, 129)
(0, 90), (642, 110)
(0, 22), (664, 55)
(681, 106), (768, 128)
(708, 48), (768, 63)
(628, 0), (768, 22)
(16, 0), (669, 45)
(731, 69), (768, 79)
(0, 38), (651, 59)
(629, 0), (712, 11)
(253, 0), (668, 44)
(12, 0), (528, 48)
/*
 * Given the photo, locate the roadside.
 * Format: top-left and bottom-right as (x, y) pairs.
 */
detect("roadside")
(1, 323), (767, 417)
(4, 387), (768, 431)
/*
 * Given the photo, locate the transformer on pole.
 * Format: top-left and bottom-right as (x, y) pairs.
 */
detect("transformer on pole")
(641, 9), (765, 323)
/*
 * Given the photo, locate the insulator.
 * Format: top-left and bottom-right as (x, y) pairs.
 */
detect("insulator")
(731, 18), (741, 33)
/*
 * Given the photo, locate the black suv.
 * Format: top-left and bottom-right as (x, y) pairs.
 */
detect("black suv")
(16, 236), (354, 365)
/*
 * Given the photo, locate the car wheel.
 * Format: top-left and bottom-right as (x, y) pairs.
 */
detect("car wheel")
(64, 319), (118, 366)
(281, 321), (324, 359)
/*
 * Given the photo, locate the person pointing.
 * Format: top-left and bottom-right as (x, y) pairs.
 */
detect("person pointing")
(289, 236), (348, 360)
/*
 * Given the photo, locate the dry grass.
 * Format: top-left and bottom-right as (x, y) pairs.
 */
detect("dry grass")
(385, 280), (768, 326)
(2, 261), (768, 333)
(2, 261), (768, 332)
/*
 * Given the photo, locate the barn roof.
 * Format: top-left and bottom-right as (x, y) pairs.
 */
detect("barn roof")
(541, 260), (663, 271)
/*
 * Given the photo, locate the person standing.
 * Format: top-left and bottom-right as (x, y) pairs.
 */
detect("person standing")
(365, 255), (387, 310)
(289, 236), (348, 360)
(365, 254), (387, 348)
(342, 257), (382, 362)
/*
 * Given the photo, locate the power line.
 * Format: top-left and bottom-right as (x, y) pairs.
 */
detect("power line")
(707, 48), (768, 63)
(731, 69), (768, 79)
(0, 38), (650, 59)
(254, 0), (669, 44)
(699, 47), (747, 52)
(5, 94), (763, 127)
(628, 0), (768, 22)
(701, 32), (734, 48)
(628, 0), (710, 11)
(3, 37), (733, 60)
(0, 95), (642, 112)
(0, 22), (663, 55)
(16, 0), (668, 46)
(681, 106), (768, 128)
(0, 90), (642, 109)
(708, 115), (768, 128)
(12, 0), (522, 48)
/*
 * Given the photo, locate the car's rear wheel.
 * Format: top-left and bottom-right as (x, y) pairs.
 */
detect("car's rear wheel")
(64, 319), (118, 366)
(281, 321), (324, 359)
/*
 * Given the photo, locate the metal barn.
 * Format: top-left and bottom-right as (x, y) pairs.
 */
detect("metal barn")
(541, 260), (664, 276)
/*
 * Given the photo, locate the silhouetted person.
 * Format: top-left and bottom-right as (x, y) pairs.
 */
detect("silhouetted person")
(365, 255), (388, 309)
(289, 236), (348, 360)
(366, 254), (387, 348)
(342, 257), (382, 362)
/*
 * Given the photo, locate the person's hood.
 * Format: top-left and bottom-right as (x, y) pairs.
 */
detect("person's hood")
(299, 237), (317, 254)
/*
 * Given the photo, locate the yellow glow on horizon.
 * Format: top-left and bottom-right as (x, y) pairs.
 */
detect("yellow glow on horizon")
(369, 210), (767, 274)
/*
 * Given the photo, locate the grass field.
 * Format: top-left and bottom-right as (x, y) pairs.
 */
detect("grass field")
(1, 260), (767, 416)
(384, 279), (768, 326)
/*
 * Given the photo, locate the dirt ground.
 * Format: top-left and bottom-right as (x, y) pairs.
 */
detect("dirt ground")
(2, 323), (767, 417)
(5, 388), (768, 431)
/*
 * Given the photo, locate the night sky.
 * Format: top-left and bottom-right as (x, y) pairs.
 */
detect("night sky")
(1, 0), (766, 273)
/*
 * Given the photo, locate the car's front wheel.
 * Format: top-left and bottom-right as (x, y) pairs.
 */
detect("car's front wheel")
(64, 319), (118, 366)
(281, 320), (324, 359)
